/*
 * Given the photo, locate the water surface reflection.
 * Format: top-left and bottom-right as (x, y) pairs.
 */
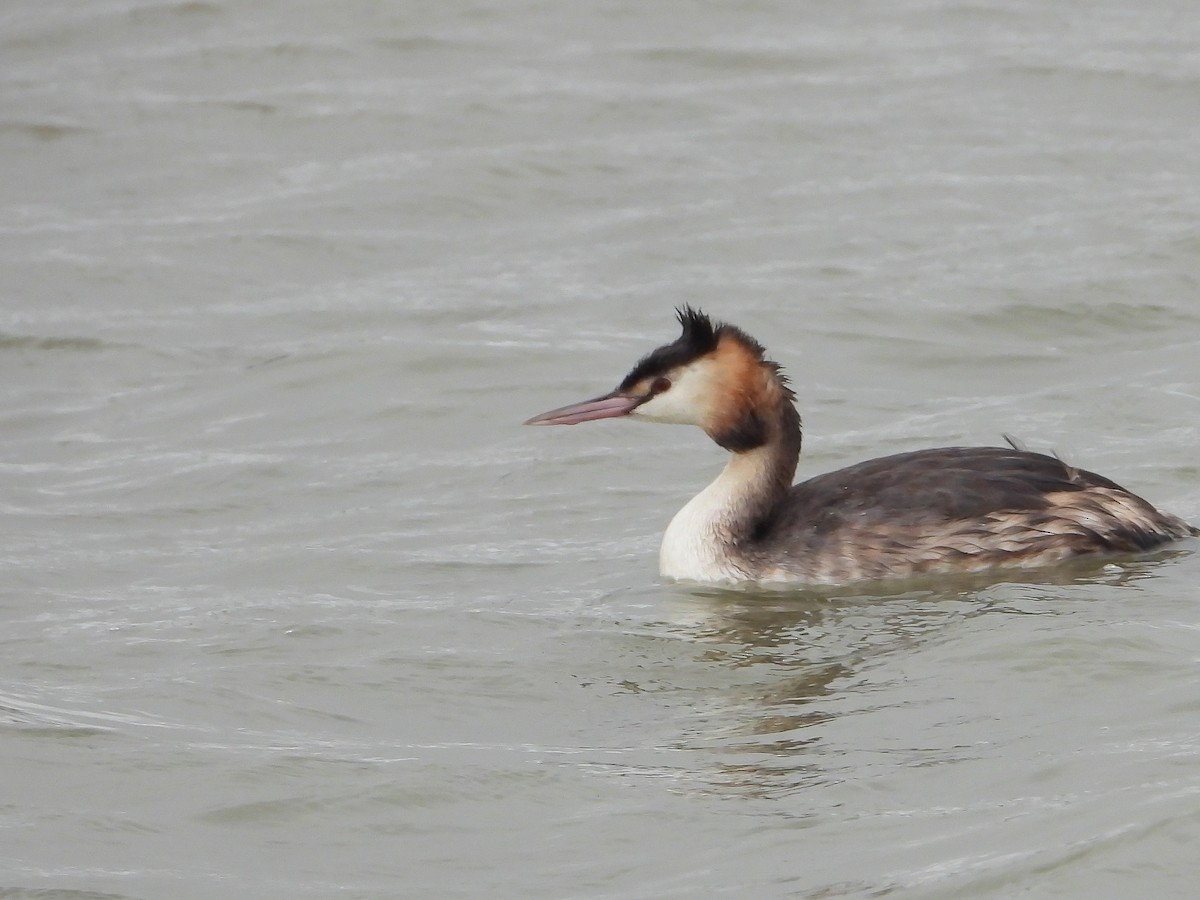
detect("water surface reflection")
(651, 554), (1189, 797)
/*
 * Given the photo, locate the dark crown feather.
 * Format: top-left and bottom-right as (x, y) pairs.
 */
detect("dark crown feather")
(617, 306), (790, 396)
(675, 305), (718, 354)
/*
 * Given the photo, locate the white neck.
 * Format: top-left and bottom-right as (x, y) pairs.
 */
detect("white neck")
(658, 448), (781, 583)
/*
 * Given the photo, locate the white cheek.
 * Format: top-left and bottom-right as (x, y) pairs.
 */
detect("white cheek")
(629, 362), (713, 426)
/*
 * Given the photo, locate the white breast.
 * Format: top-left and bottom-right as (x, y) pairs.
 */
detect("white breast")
(658, 469), (751, 584)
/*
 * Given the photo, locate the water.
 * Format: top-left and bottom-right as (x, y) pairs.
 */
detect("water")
(3, 1), (1200, 897)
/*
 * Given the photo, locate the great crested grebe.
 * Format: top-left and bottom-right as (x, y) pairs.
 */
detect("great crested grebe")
(525, 307), (1196, 585)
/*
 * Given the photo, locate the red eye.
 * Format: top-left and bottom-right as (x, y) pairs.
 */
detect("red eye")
(652, 377), (671, 394)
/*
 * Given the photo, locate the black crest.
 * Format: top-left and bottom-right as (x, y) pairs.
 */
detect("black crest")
(676, 305), (718, 352)
(617, 306), (723, 391)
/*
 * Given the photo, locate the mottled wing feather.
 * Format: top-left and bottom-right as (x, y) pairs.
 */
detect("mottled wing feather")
(786, 447), (1121, 526)
(753, 447), (1190, 582)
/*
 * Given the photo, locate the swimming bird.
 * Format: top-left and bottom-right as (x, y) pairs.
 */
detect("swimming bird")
(525, 307), (1196, 585)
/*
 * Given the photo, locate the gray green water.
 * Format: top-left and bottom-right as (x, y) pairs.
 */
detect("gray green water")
(3, 1), (1199, 897)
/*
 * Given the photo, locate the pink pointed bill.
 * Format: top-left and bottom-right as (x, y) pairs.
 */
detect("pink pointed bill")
(524, 393), (639, 426)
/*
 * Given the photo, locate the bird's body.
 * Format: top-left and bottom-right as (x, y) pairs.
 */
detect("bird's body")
(659, 444), (1191, 585)
(526, 309), (1196, 586)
